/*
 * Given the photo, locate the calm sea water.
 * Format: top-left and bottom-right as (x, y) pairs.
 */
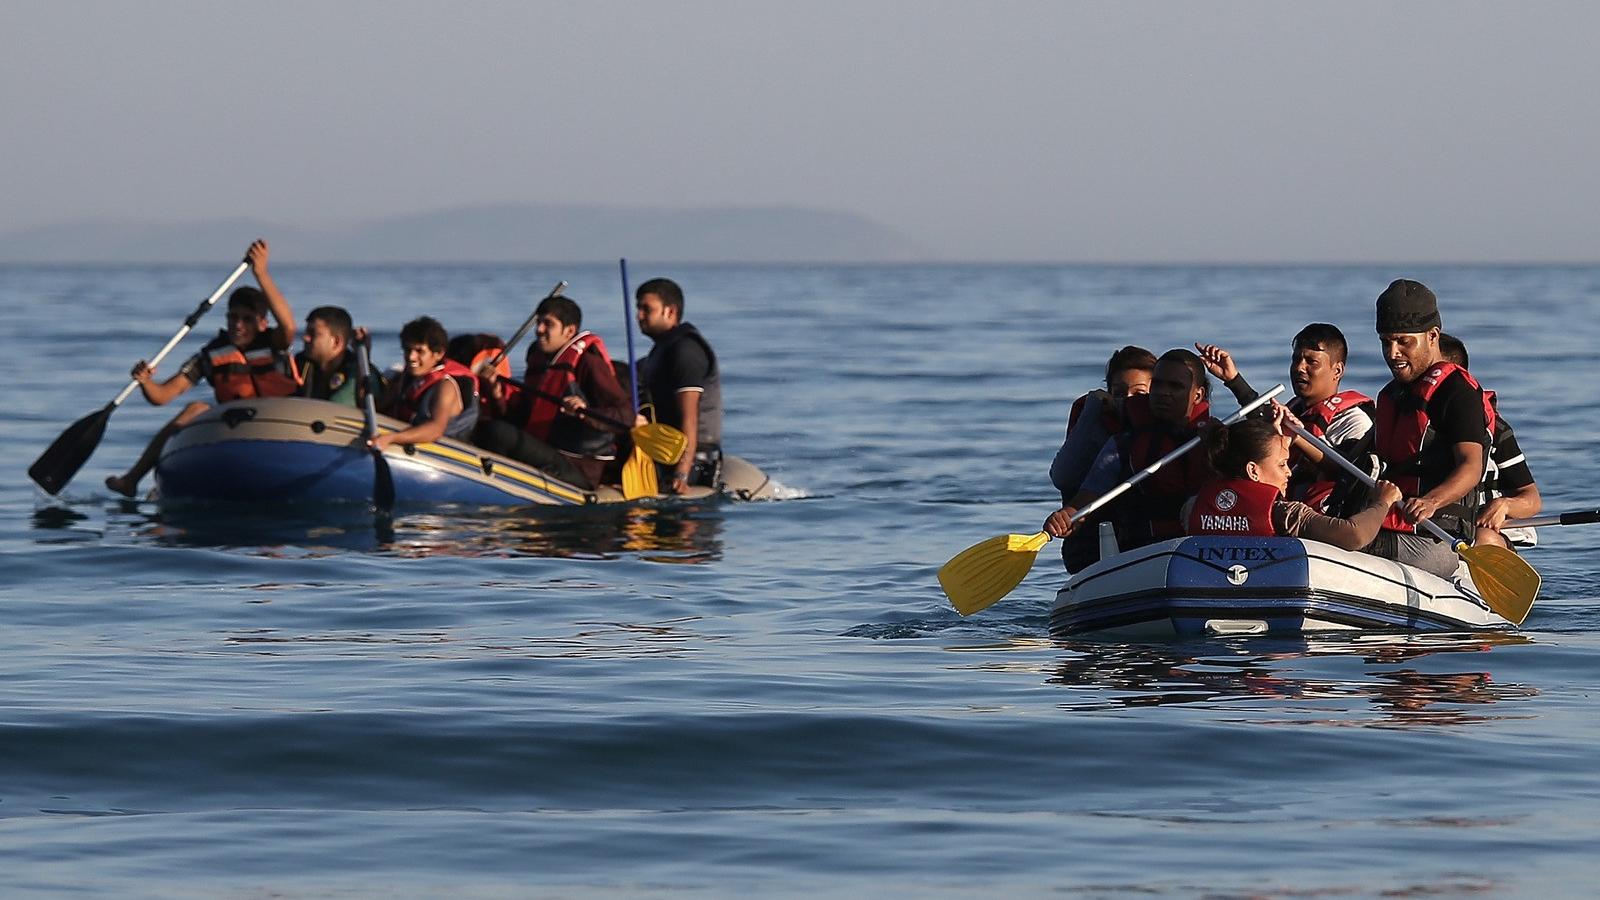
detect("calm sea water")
(4, 263), (1600, 896)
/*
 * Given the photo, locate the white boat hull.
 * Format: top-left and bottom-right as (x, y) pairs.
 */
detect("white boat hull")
(1050, 535), (1516, 638)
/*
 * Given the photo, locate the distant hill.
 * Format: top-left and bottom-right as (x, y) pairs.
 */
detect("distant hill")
(0, 204), (927, 263)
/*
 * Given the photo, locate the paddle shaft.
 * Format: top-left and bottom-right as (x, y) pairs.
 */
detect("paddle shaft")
(620, 259), (641, 416)
(1503, 508), (1600, 529)
(111, 261), (251, 408)
(480, 280), (567, 373)
(1069, 384), (1285, 527)
(503, 376), (636, 432)
(1281, 418), (1464, 548)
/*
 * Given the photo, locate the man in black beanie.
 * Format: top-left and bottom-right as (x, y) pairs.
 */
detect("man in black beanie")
(1364, 279), (1492, 578)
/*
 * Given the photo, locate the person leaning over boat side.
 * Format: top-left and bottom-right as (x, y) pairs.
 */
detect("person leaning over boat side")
(1048, 345), (1157, 571)
(1184, 406), (1402, 548)
(1363, 280), (1494, 579)
(1197, 323), (1374, 513)
(473, 294), (632, 489)
(371, 316), (479, 452)
(636, 277), (723, 493)
(105, 239), (297, 497)
(295, 306), (377, 407)
(1438, 333), (1541, 549)
(1042, 348), (1216, 554)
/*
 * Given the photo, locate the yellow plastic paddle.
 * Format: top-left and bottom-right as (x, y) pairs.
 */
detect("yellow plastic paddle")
(1282, 419), (1541, 625)
(938, 531), (1052, 616)
(630, 421), (687, 467)
(939, 385), (1286, 616)
(621, 444), (658, 500)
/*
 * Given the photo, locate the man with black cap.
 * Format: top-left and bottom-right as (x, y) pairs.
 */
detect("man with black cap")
(1366, 279), (1495, 578)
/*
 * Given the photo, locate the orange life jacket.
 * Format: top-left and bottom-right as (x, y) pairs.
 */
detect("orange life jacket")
(203, 332), (301, 403)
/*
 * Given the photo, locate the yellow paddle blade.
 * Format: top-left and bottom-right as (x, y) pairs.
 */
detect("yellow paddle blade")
(621, 445), (658, 500)
(631, 422), (687, 466)
(938, 531), (1052, 616)
(1459, 543), (1541, 626)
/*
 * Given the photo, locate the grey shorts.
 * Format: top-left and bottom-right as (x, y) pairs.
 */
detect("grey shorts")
(1363, 529), (1461, 580)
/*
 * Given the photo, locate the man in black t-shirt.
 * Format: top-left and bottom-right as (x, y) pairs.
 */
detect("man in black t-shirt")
(1365, 280), (1490, 578)
(635, 277), (724, 493)
(1438, 333), (1541, 549)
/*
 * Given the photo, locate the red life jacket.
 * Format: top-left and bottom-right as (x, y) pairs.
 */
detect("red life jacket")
(1115, 393), (1215, 541)
(522, 331), (611, 441)
(1287, 389), (1373, 512)
(204, 332), (301, 403)
(1068, 389), (1123, 435)
(1187, 478), (1280, 537)
(1373, 361), (1496, 533)
(394, 358), (479, 425)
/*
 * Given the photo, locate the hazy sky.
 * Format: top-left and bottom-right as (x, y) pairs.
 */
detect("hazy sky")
(3, 1), (1597, 261)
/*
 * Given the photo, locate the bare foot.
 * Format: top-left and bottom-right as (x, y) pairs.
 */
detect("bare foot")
(105, 474), (137, 498)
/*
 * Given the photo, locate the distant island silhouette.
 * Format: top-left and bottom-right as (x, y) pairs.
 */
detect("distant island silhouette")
(0, 204), (927, 264)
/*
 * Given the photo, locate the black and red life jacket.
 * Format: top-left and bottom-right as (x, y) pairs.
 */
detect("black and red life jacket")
(1067, 388), (1123, 436)
(1113, 393), (1215, 543)
(1373, 361), (1496, 534)
(1186, 478), (1280, 537)
(1287, 389), (1374, 512)
(522, 331), (611, 443)
(393, 358), (479, 426)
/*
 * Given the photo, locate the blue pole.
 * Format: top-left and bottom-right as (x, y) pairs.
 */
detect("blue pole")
(620, 258), (640, 416)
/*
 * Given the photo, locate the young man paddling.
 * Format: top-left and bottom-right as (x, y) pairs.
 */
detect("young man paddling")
(636, 278), (723, 493)
(1042, 349), (1216, 555)
(1049, 345), (1157, 571)
(474, 294), (632, 489)
(1364, 280), (1493, 578)
(105, 239), (296, 497)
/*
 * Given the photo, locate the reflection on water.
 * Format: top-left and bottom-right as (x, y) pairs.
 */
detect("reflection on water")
(1038, 633), (1538, 727)
(31, 496), (725, 563)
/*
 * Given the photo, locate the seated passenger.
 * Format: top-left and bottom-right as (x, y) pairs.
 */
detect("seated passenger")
(106, 239), (296, 497)
(1438, 333), (1541, 549)
(447, 332), (512, 384)
(1197, 323), (1374, 513)
(296, 305), (377, 406)
(371, 316), (479, 451)
(1185, 408), (1402, 549)
(474, 294), (632, 489)
(1048, 345), (1156, 571)
(1042, 348), (1216, 556)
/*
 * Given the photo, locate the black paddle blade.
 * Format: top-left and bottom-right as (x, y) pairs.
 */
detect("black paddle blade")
(29, 404), (114, 495)
(371, 449), (395, 513)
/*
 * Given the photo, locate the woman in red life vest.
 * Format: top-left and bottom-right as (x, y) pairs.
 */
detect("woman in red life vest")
(1186, 407), (1402, 549)
(1043, 348), (1216, 552)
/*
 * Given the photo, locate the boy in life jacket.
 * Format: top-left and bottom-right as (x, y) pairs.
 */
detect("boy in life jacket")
(295, 306), (379, 407)
(1042, 348), (1216, 554)
(105, 239), (296, 497)
(1048, 345), (1157, 571)
(1197, 323), (1375, 513)
(1184, 407), (1402, 548)
(371, 316), (479, 452)
(474, 294), (632, 489)
(1438, 333), (1541, 549)
(1366, 280), (1493, 579)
